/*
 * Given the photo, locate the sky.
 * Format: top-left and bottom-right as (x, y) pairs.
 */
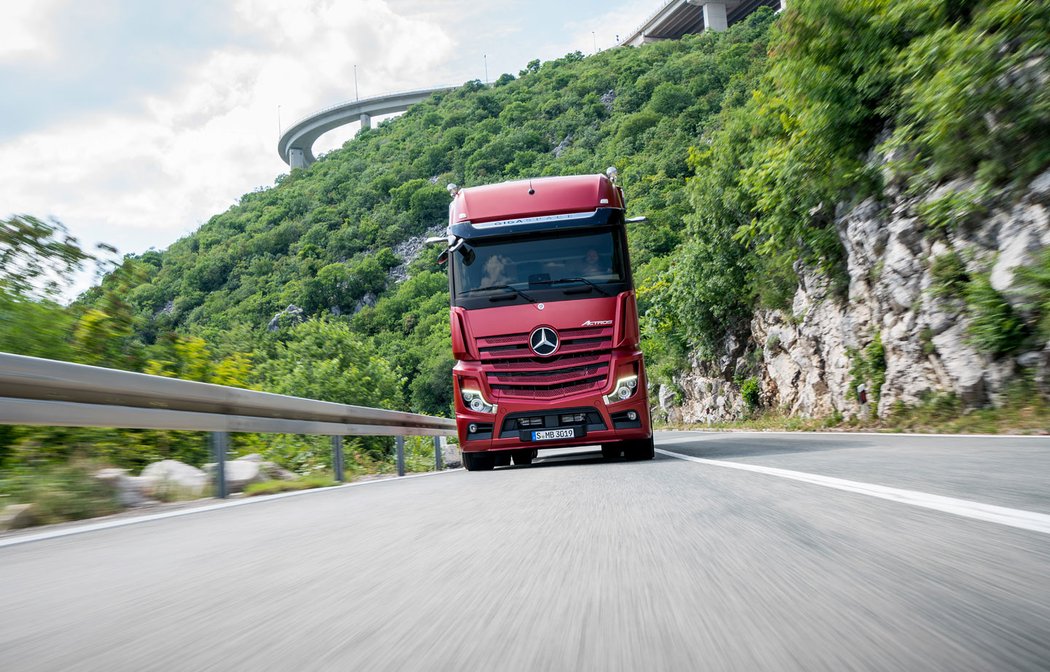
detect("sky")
(1, 0), (658, 295)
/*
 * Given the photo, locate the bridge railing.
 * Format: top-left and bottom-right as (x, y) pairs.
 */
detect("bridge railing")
(0, 353), (457, 498)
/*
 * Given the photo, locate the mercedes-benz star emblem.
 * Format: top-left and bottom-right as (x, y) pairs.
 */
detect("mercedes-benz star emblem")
(529, 327), (559, 357)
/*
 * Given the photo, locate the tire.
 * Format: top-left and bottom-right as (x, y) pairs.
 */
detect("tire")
(494, 452), (512, 467)
(623, 436), (655, 461)
(462, 452), (495, 471)
(600, 444), (621, 460)
(512, 449), (536, 466)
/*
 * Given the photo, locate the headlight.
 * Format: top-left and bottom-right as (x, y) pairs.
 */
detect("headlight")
(603, 375), (638, 405)
(461, 388), (497, 414)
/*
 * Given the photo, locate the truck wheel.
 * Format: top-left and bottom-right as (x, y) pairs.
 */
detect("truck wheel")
(623, 437), (655, 461)
(600, 444), (621, 460)
(462, 452), (495, 471)
(512, 449), (535, 466)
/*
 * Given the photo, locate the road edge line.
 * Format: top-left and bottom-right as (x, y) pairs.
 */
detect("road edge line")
(0, 468), (463, 549)
(657, 429), (1049, 440)
(656, 448), (1050, 535)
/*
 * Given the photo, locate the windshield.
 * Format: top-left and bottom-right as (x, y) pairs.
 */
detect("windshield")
(451, 228), (629, 308)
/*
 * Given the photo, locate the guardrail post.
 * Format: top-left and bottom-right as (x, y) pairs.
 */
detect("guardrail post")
(395, 436), (405, 477)
(211, 432), (228, 499)
(331, 435), (345, 483)
(433, 436), (442, 471)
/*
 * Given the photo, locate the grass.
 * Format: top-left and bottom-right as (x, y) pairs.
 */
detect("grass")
(0, 460), (122, 526)
(243, 474), (338, 497)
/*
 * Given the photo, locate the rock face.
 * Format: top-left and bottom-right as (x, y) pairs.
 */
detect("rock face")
(667, 170), (1050, 422)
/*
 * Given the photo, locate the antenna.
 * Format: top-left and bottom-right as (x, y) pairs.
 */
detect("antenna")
(528, 178), (535, 195)
(354, 65), (359, 101)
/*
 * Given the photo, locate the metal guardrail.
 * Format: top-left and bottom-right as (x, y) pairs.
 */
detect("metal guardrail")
(0, 353), (456, 497)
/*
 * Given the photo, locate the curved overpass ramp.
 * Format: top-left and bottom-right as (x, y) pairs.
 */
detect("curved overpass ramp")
(278, 86), (455, 169)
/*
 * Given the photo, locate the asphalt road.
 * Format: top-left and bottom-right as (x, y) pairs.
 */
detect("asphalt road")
(2, 431), (1049, 671)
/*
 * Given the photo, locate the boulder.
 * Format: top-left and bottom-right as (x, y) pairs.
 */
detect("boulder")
(203, 459), (265, 493)
(94, 468), (153, 507)
(259, 461), (297, 481)
(140, 460), (208, 498)
(0, 504), (36, 531)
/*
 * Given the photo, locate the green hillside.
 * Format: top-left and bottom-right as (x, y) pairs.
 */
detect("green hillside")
(4, 0), (1049, 481)
(89, 8), (780, 416)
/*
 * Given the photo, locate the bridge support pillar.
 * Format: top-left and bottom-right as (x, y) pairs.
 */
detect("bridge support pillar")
(288, 148), (306, 169)
(359, 113), (371, 132)
(700, 2), (728, 31)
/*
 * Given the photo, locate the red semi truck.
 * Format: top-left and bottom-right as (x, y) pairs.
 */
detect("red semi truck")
(435, 171), (654, 471)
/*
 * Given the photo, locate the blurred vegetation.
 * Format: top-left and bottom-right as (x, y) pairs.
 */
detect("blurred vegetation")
(3, 0), (1050, 501)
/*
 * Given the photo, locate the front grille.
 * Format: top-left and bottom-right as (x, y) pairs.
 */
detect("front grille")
(477, 327), (614, 400)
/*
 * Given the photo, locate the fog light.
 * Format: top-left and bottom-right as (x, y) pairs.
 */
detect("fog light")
(627, 410), (637, 421)
(468, 423), (478, 433)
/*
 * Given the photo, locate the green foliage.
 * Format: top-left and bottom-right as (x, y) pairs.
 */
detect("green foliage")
(243, 474), (337, 496)
(0, 215), (98, 298)
(964, 273), (1026, 355)
(930, 250), (971, 299)
(257, 318), (402, 408)
(0, 460), (121, 525)
(916, 187), (989, 233)
(1015, 247), (1050, 341)
(739, 376), (761, 411)
(888, 0), (1050, 188)
(849, 331), (887, 403)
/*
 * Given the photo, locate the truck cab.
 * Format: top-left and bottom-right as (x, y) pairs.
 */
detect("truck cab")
(439, 173), (654, 471)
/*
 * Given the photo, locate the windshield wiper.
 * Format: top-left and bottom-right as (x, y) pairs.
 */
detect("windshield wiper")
(533, 277), (612, 297)
(464, 284), (538, 303)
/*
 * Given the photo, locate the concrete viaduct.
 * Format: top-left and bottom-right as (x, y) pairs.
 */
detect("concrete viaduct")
(278, 86), (454, 169)
(621, 0), (783, 45)
(277, 1), (784, 169)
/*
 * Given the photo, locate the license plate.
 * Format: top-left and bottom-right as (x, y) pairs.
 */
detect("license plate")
(532, 428), (575, 441)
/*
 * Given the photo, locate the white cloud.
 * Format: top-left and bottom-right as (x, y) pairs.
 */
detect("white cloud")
(1, 0), (456, 296)
(0, 0), (65, 63)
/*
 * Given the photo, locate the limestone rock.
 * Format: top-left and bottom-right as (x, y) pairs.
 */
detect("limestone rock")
(670, 168), (1049, 422)
(259, 461), (297, 481)
(140, 460), (208, 498)
(94, 468), (153, 507)
(203, 459), (265, 493)
(0, 504), (36, 531)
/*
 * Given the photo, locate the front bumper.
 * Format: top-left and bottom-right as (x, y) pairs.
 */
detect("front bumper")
(456, 392), (651, 453)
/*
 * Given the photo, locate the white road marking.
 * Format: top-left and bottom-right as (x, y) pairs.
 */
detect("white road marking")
(657, 448), (1050, 535)
(0, 469), (461, 549)
(659, 429), (1049, 440)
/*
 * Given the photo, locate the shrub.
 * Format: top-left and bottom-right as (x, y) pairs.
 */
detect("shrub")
(849, 331), (886, 404)
(0, 461), (121, 525)
(930, 250), (970, 299)
(964, 273), (1026, 355)
(739, 377), (761, 411)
